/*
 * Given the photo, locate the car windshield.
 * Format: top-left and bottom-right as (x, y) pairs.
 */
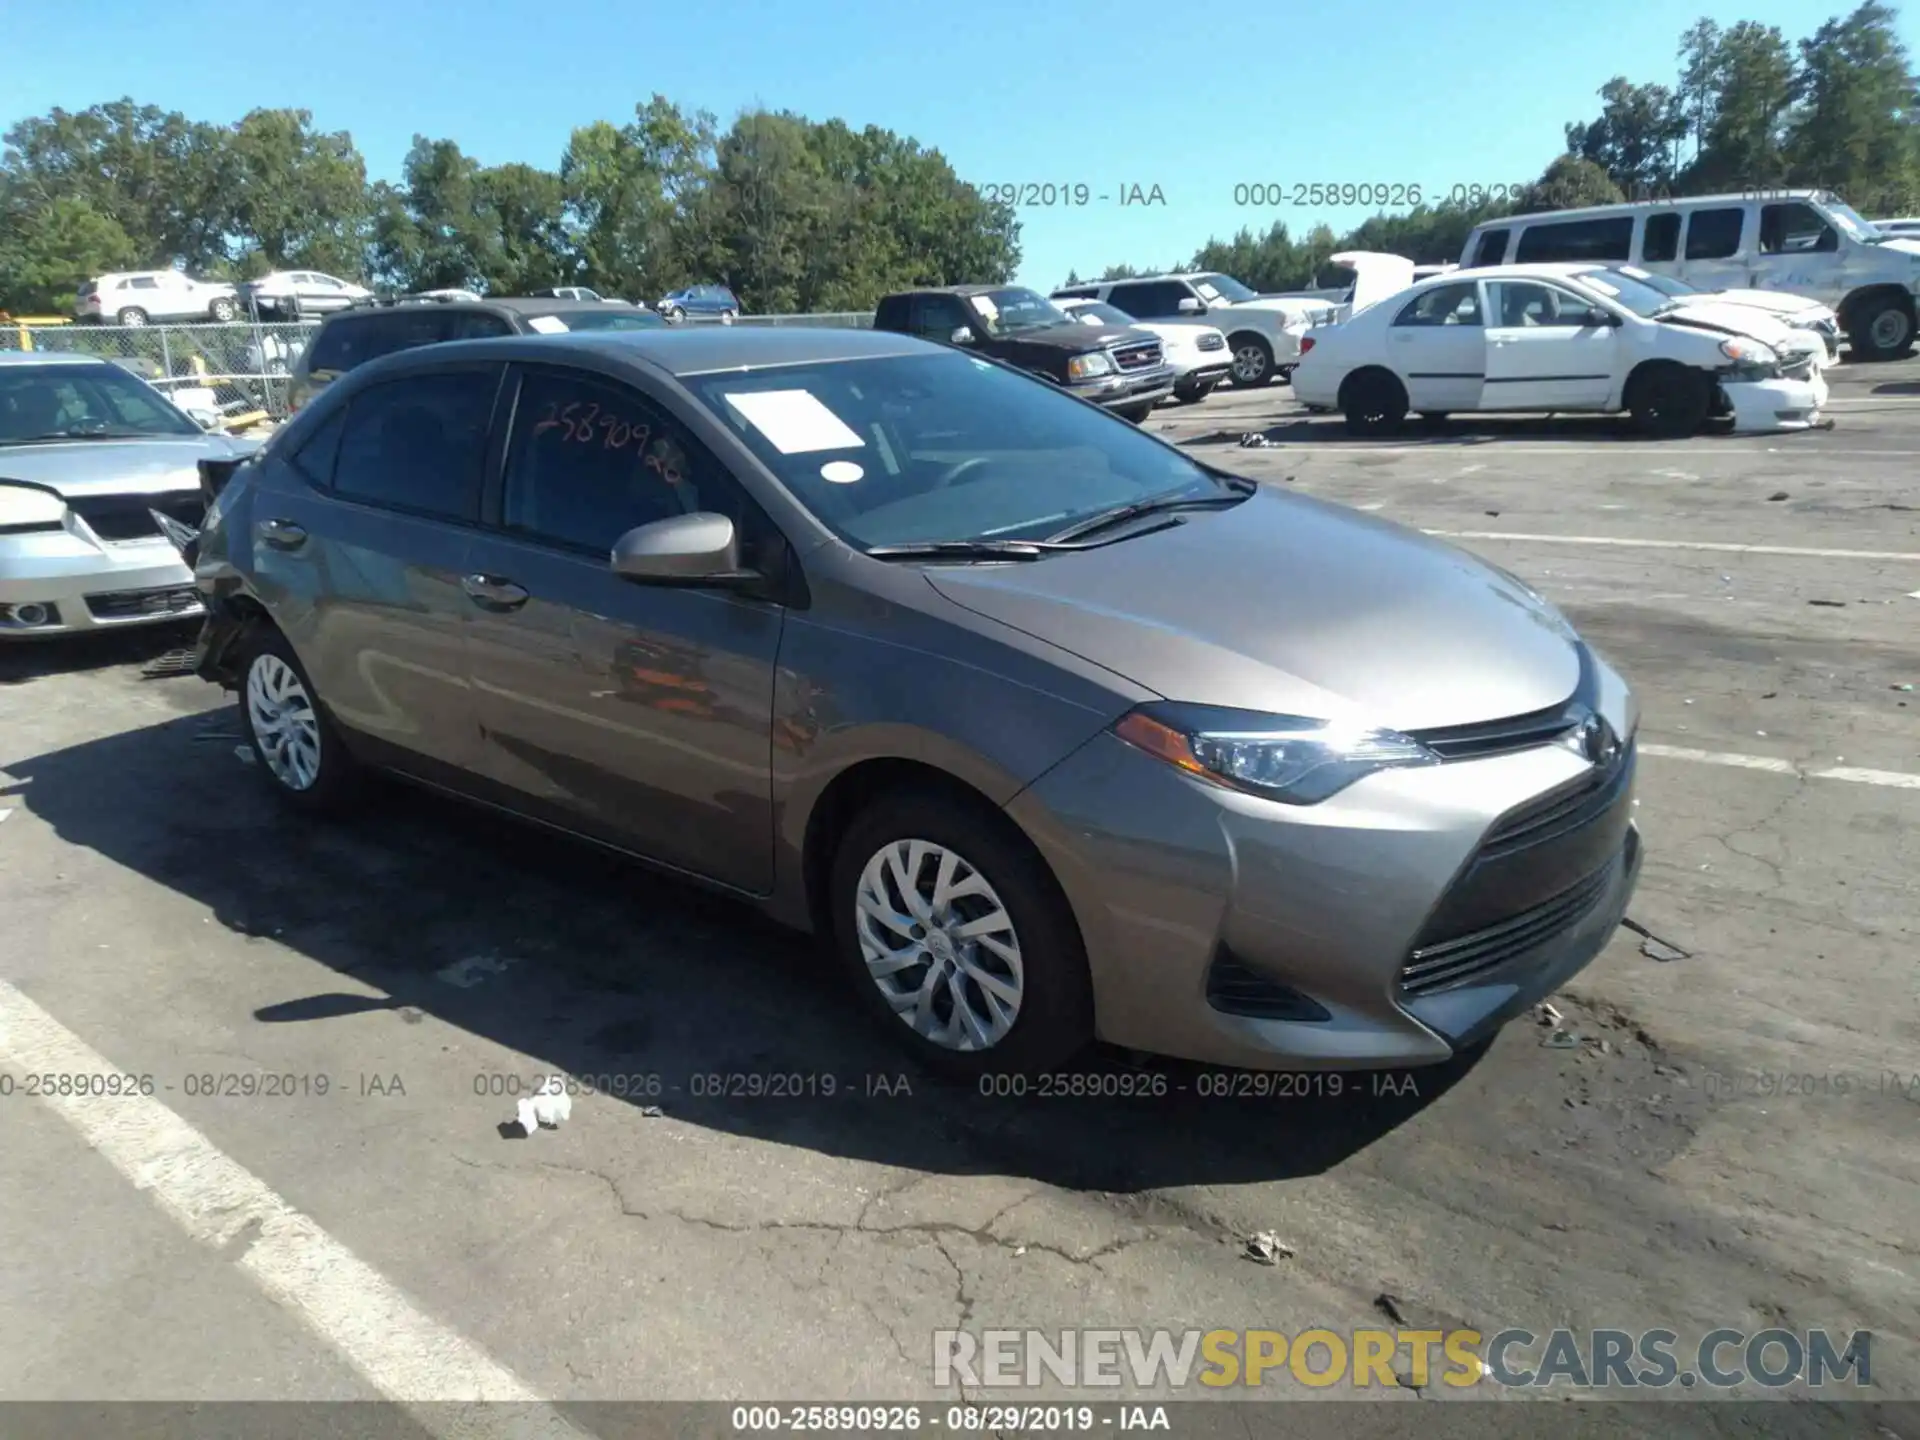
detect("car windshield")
(1069, 302), (1134, 326)
(0, 363), (200, 443)
(539, 310), (666, 331)
(687, 351), (1236, 550)
(1602, 266), (1695, 298)
(1565, 271), (1671, 318)
(1192, 273), (1257, 303)
(969, 287), (1069, 336)
(1822, 199), (1881, 240)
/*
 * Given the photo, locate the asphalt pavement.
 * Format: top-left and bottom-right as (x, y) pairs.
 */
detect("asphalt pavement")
(1, 358), (1915, 1438)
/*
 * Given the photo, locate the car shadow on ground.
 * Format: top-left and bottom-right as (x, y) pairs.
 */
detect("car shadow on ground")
(5, 704), (1512, 1193)
(0, 622), (201, 686)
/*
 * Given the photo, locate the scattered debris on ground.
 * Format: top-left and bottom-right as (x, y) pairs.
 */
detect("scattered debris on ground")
(1622, 918), (1691, 962)
(1243, 1231), (1294, 1265)
(1767, 491), (1789, 501)
(437, 953), (517, 988)
(510, 1076), (573, 1136)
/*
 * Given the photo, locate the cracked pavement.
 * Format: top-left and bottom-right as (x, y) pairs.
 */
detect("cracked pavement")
(1, 359), (1916, 1427)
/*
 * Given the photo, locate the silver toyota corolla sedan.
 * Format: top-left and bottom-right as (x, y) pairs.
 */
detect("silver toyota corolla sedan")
(0, 352), (260, 637)
(190, 326), (1641, 1075)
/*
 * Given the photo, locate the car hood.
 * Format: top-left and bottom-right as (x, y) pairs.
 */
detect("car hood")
(1224, 296), (1334, 324)
(995, 320), (1141, 352)
(0, 434), (257, 497)
(1656, 300), (1798, 345)
(924, 486), (1582, 731)
(1703, 288), (1831, 318)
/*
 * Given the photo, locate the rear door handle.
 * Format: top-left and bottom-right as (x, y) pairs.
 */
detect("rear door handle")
(462, 574), (530, 611)
(257, 518), (307, 549)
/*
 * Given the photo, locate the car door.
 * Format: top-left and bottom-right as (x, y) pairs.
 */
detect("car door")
(1674, 205), (1754, 293)
(460, 362), (785, 892)
(1384, 282), (1486, 411)
(1482, 281), (1618, 410)
(1751, 201), (1844, 303)
(255, 363), (502, 779)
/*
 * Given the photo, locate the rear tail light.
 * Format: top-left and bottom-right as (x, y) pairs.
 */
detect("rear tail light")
(1299, 336), (1316, 354)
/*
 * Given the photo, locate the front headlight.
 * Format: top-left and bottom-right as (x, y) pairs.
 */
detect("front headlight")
(1719, 337), (1777, 367)
(1114, 704), (1438, 805)
(0, 482), (67, 532)
(1067, 352), (1114, 381)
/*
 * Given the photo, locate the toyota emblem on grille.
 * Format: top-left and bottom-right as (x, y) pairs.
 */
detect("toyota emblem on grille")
(1563, 712), (1621, 767)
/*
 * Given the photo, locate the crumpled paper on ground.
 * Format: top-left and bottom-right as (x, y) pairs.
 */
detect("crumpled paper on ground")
(513, 1077), (573, 1134)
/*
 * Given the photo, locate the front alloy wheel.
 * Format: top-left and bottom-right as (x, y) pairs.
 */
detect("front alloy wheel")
(246, 653), (322, 791)
(855, 839), (1024, 1051)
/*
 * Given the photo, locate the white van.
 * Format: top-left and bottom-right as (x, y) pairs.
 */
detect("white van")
(1459, 190), (1920, 360)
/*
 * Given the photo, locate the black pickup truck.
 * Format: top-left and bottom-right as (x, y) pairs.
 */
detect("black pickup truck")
(872, 285), (1174, 421)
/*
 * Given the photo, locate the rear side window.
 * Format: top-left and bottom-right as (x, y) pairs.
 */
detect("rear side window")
(1106, 281), (1188, 317)
(1394, 282), (1482, 326)
(1684, 208), (1745, 259)
(1513, 217), (1633, 263)
(332, 370), (498, 521)
(873, 295), (912, 329)
(1641, 213), (1681, 262)
(287, 408), (345, 486)
(1470, 229), (1510, 267)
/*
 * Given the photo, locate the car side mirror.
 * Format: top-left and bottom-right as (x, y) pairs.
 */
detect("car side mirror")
(1584, 307), (1618, 328)
(950, 326), (976, 345)
(1176, 297), (1205, 314)
(611, 513), (757, 587)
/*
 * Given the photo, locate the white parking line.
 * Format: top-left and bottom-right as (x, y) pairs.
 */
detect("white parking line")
(1642, 743), (1920, 790)
(1426, 531), (1920, 562)
(0, 978), (589, 1435)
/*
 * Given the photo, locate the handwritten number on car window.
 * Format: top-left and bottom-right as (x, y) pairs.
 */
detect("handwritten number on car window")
(530, 397), (655, 453)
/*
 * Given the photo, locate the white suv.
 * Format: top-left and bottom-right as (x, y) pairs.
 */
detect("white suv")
(1050, 272), (1332, 388)
(76, 271), (241, 326)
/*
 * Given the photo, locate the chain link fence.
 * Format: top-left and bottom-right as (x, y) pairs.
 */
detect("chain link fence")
(3, 309), (878, 427)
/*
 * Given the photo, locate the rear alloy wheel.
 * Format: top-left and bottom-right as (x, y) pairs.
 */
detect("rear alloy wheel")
(116, 307), (149, 327)
(1626, 362), (1712, 438)
(831, 791), (1092, 1078)
(238, 629), (363, 813)
(1227, 334), (1275, 388)
(209, 297), (237, 323)
(1339, 369), (1408, 435)
(1848, 297), (1916, 361)
(665, 305), (686, 323)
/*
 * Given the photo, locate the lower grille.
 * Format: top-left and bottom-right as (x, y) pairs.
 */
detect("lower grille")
(1400, 851), (1622, 996)
(69, 491), (205, 543)
(1206, 949), (1330, 1021)
(1111, 341), (1163, 372)
(84, 586), (203, 620)
(1485, 741), (1635, 856)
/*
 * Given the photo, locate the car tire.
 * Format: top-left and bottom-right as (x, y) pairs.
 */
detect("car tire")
(829, 787), (1094, 1079)
(1625, 362), (1711, 438)
(1114, 402), (1157, 423)
(209, 297), (237, 323)
(1338, 369), (1408, 435)
(1171, 380), (1215, 405)
(116, 307), (149, 327)
(1227, 334), (1275, 388)
(1846, 297), (1915, 361)
(665, 305), (685, 323)
(1277, 364), (1296, 384)
(236, 628), (364, 815)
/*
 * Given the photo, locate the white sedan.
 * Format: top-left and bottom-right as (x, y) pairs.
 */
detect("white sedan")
(1291, 262), (1828, 438)
(1053, 299), (1234, 403)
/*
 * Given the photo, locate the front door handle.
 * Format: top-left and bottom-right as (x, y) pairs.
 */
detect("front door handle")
(461, 574), (530, 611)
(257, 518), (307, 549)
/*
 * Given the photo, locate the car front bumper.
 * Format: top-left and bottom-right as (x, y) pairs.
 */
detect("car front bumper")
(1006, 667), (1641, 1070)
(0, 529), (203, 637)
(1722, 368), (1829, 432)
(1172, 358), (1234, 390)
(1068, 364), (1177, 411)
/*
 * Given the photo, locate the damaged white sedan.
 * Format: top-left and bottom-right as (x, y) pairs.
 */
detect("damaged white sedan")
(1291, 261), (1827, 438)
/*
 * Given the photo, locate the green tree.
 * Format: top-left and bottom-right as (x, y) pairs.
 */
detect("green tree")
(1520, 155), (1627, 213)
(477, 162), (572, 293)
(1685, 21), (1798, 190)
(371, 137), (505, 291)
(1565, 78), (1686, 194)
(220, 109), (371, 278)
(562, 96), (716, 300)
(0, 195), (138, 312)
(1785, 2), (1920, 214)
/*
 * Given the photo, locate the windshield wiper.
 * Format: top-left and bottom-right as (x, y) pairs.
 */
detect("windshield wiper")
(5, 428), (156, 443)
(865, 539), (1061, 562)
(1045, 479), (1254, 544)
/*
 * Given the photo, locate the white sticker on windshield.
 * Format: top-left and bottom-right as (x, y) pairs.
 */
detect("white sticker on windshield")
(722, 389), (865, 454)
(525, 315), (569, 334)
(820, 460), (864, 484)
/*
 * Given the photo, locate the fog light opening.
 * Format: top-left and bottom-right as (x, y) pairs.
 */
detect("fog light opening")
(1205, 948), (1332, 1022)
(2, 602), (55, 628)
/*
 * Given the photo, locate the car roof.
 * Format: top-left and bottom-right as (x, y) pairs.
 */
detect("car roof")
(1419, 263), (1615, 284)
(890, 284), (1039, 299)
(360, 325), (931, 380)
(322, 296), (635, 323)
(0, 350), (114, 368)
(1467, 190), (1831, 230)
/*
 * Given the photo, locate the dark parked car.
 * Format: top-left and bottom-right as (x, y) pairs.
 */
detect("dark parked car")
(657, 285), (740, 322)
(873, 286), (1174, 422)
(286, 297), (667, 412)
(191, 326), (1640, 1078)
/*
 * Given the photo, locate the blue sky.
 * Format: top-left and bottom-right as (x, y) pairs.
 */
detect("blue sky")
(5, 0), (1904, 297)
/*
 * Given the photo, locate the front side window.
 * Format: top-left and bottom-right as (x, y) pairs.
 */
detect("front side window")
(688, 350), (1233, 550)
(0, 365), (200, 443)
(1760, 202), (1838, 254)
(1191, 273), (1257, 302)
(1684, 208), (1745, 260)
(501, 369), (753, 555)
(909, 294), (973, 339)
(1490, 282), (1596, 328)
(331, 369), (498, 520)
(1393, 282), (1482, 326)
